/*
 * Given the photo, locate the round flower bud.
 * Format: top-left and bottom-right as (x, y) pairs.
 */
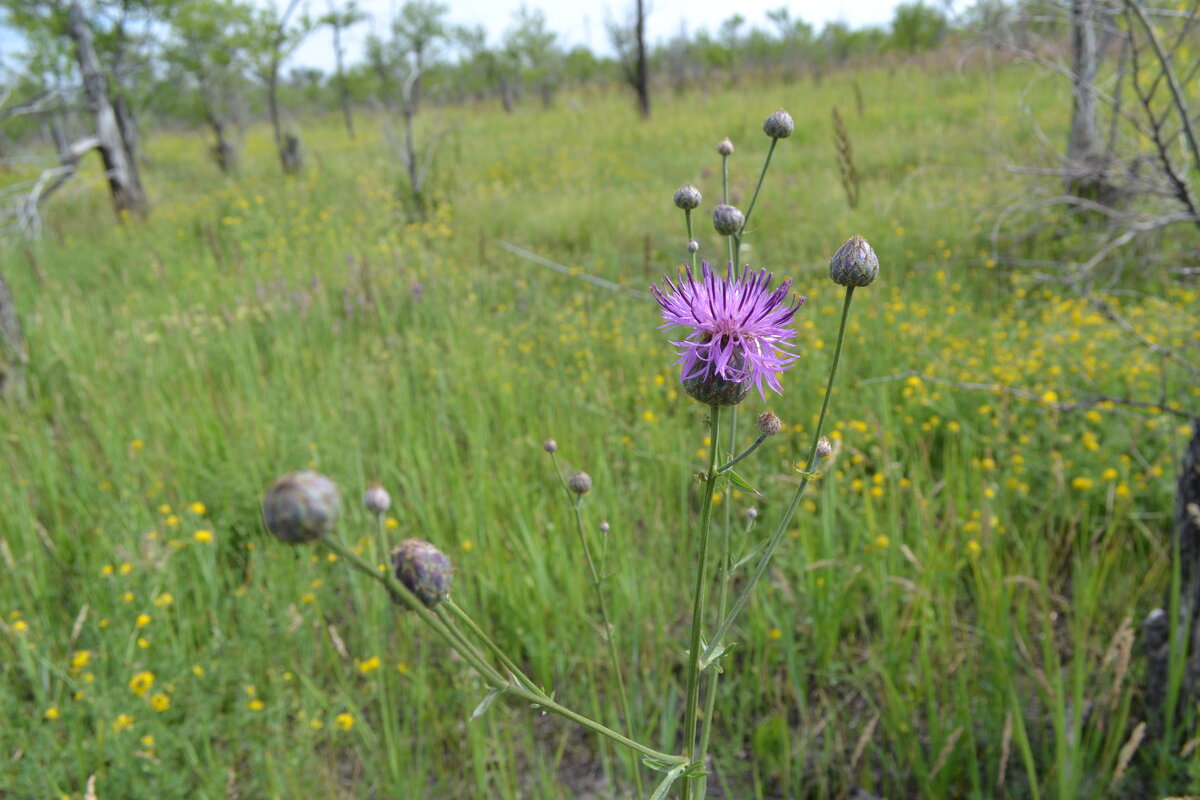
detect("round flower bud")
(543, 439), (558, 453)
(762, 109), (795, 139)
(816, 437), (834, 459)
(674, 184), (702, 211)
(598, 521), (610, 534)
(390, 539), (452, 608)
(686, 239), (700, 254)
(746, 507), (758, 520)
(716, 137), (734, 156)
(567, 471), (592, 495)
(363, 483), (391, 516)
(262, 471), (340, 545)
(757, 411), (783, 437)
(712, 204), (745, 237)
(829, 235), (879, 288)
(683, 346), (751, 406)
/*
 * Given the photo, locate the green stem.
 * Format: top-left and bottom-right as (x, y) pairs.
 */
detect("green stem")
(322, 536), (686, 767)
(715, 432), (766, 475)
(685, 208), (697, 272)
(681, 406), (723, 800)
(572, 497), (646, 800)
(442, 598), (539, 693)
(699, 286), (856, 668)
(722, 154), (733, 268)
(695, 403), (738, 799)
(734, 138), (778, 267)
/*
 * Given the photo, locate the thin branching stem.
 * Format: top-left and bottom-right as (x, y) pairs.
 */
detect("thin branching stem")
(699, 286), (855, 667)
(681, 406), (723, 800)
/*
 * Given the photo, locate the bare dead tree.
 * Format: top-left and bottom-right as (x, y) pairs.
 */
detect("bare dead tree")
(65, 1), (146, 216)
(322, 0), (367, 139)
(608, 0), (652, 118)
(383, 66), (444, 221)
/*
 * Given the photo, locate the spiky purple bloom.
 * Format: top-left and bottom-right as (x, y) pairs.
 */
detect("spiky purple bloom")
(652, 262), (805, 400)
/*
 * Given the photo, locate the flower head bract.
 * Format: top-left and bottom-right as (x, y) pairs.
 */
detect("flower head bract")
(652, 262), (804, 399)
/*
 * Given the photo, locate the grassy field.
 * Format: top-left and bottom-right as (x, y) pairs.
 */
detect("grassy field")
(2, 57), (1199, 799)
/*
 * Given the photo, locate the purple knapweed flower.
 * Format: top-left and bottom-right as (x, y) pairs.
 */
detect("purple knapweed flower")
(652, 262), (804, 402)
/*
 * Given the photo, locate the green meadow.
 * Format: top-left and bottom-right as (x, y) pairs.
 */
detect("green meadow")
(2, 58), (1198, 798)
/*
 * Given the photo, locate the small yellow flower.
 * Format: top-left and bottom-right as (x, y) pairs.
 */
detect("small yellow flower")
(13, 620), (28, 634)
(44, 706), (60, 720)
(135, 614), (151, 628)
(121, 592), (134, 604)
(149, 693), (170, 712)
(1042, 390), (1059, 404)
(70, 650), (91, 671)
(385, 517), (399, 530)
(248, 699), (265, 711)
(310, 718), (324, 730)
(194, 529), (213, 543)
(357, 656), (381, 675)
(300, 593), (316, 604)
(965, 540), (982, 558)
(461, 540), (474, 553)
(397, 662), (409, 675)
(1101, 468), (1118, 482)
(334, 712), (355, 731)
(112, 713), (135, 733)
(192, 665), (205, 677)
(137, 637), (149, 649)
(130, 439), (145, 452)
(119, 563), (133, 576)
(768, 627), (782, 641)
(190, 502), (206, 515)
(140, 735), (155, 748)
(158, 504), (172, 515)
(1071, 477), (1094, 491)
(874, 535), (891, 550)
(100, 565), (114, 577)
(153, 593), (173, 608)
(129, 671), (155, 697)
(165, 515), (180, 527)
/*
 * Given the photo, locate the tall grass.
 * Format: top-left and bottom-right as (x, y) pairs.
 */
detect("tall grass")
(1, 59), (1196, 798)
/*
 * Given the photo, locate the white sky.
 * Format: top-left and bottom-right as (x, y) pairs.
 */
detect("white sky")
(292, 0), (911, 71)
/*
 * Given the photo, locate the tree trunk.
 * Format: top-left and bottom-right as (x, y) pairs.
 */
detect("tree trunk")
(0, 270), (27, 401)
(1066, 0), (1108, 198)
(114, 92), (141, 166)
(634, 0), (650, 119)
(332, 21), (355, 138)
(65, 2), (146, 217)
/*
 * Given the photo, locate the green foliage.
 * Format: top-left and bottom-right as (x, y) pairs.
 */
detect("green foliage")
(891, 2), (948, 53)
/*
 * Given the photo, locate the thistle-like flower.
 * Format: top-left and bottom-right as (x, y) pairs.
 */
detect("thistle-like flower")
(712, 204), (745, 236)
(829, 235), (879, 287)
(762, 109), (795, 139)
(391, 539), (453, 608)
(674, 184), (702, 210)
(262, 471), (341, 544)
(652, 262), (804, 402)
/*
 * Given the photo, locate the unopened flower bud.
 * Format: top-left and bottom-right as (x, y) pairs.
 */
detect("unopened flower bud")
(816, 437), (834, 459)
(712, 204), (745, 236)
(762, 109), (794, 139)
(829, 235), (879, 287)
(599, 521), (610, 534)
(674, 184), (702, 210)
(716, 137), (734, 156)
(757, 411), (783, 437)
(363, 483), (391, 516)
(568, 471), (592, 495)
(746, 507), (758, 519)
(390, 539), (453, 608)
(687, 239), (700, 254)
(262, 471), (340, 544)
(543, 439), (558, 453)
